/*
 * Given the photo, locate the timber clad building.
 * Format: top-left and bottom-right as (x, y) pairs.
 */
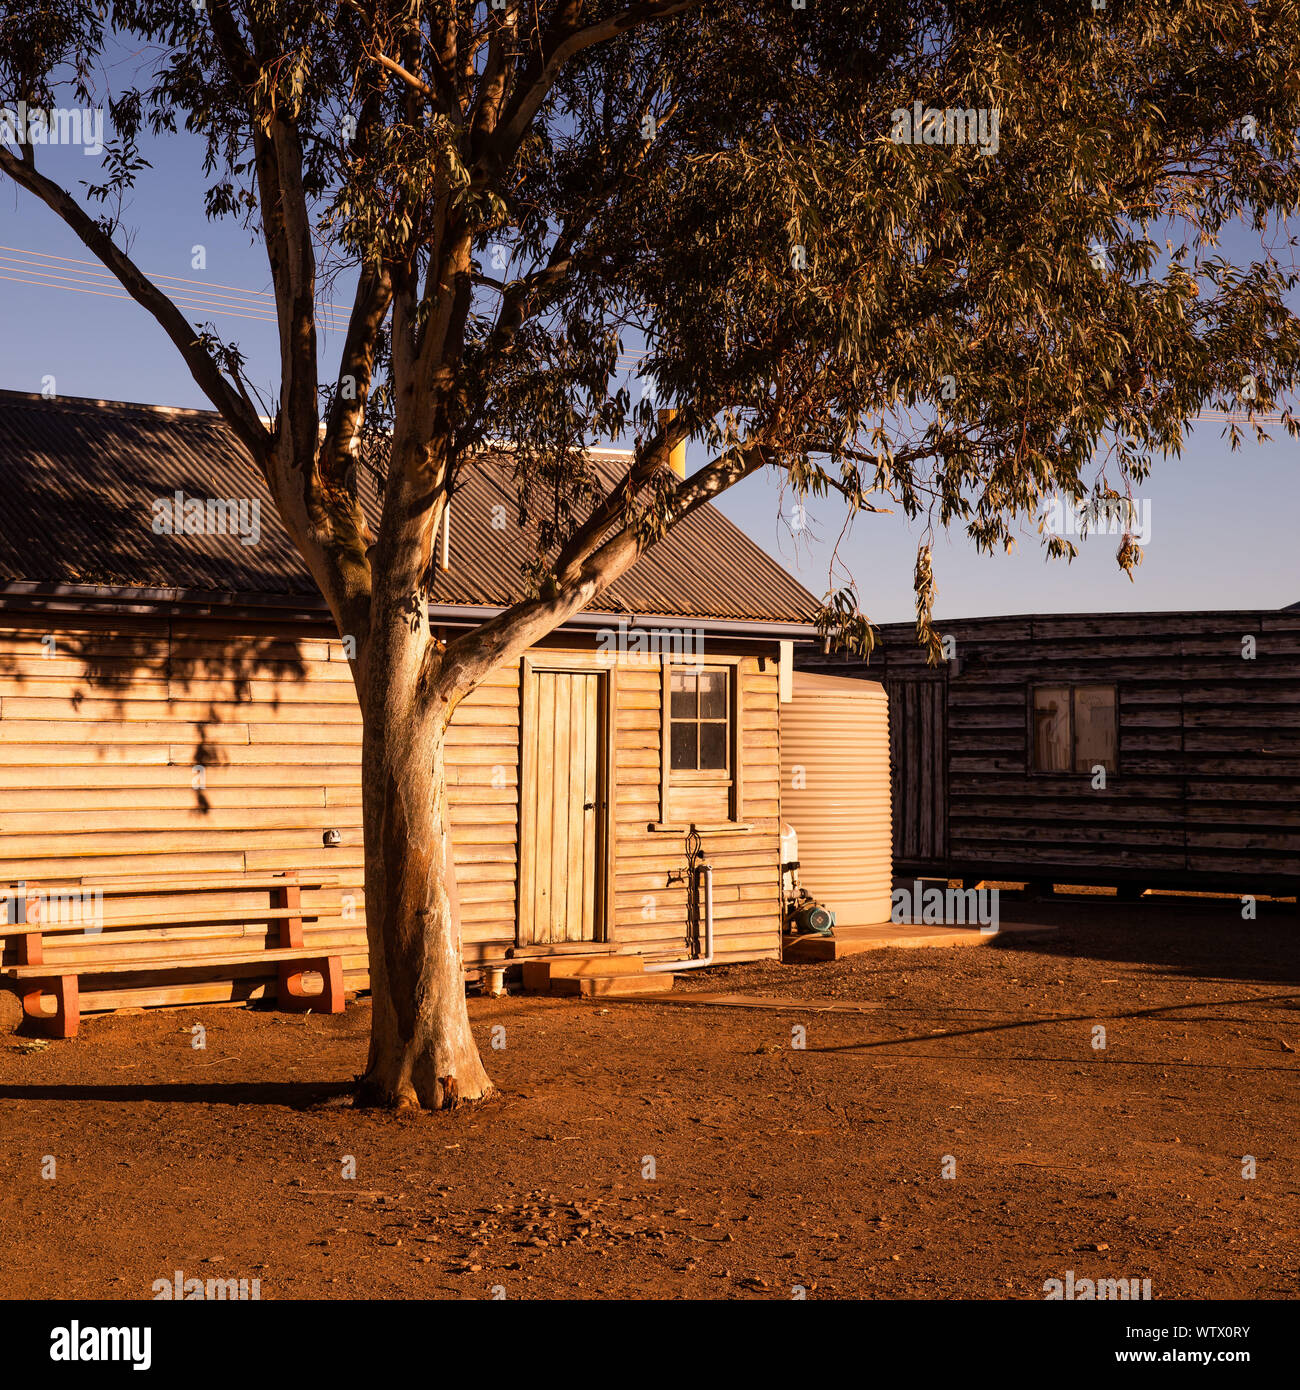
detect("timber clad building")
(802, 608), (1300, 897)
(0, 390), (823, 1016)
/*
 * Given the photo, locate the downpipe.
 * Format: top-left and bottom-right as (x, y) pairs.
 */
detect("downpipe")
(644, 861), (714, 973)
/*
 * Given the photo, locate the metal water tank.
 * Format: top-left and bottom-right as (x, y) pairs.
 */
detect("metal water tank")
(779, 671), (892, 927)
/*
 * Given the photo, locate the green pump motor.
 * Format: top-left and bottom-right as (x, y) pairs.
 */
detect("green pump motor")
(791, 901), (835, 935)
(781, 822), (836, 935)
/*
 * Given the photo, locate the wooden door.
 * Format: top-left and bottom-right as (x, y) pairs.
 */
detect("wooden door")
(518, 667), (604, 946)
(886, 677), (949, 864)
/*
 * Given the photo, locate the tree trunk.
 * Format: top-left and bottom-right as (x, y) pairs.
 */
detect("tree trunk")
(356, 689), (493, 1111)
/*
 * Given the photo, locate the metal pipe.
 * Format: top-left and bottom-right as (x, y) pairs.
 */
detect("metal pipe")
(645, 862), (714, 972)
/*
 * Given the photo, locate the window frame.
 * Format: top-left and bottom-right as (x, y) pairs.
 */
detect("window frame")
(1029, 683), (1118, 775)
(656, 655), (746, 828)
(668, 665), (732, 777)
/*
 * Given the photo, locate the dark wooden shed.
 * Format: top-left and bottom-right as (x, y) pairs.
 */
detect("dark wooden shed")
(800, 606), (1300, 897)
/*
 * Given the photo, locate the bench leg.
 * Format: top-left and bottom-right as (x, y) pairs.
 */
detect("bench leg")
(317, 955), (345, 1014)
(21, 975), (79, 1039)
(277, 956), (344, 1015)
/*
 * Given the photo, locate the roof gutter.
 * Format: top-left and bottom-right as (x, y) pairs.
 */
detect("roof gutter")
(0, 581), (820, 641)
(426, 603), (820, 641)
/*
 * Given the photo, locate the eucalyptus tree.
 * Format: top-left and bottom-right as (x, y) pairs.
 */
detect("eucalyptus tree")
(2, 0), (1297, 1108)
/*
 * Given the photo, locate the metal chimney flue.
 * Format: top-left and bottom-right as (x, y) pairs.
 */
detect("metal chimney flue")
(657, 408), (686, 478)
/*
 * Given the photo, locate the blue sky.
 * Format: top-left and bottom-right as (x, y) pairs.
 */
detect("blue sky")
(2, 117), (1296, 625)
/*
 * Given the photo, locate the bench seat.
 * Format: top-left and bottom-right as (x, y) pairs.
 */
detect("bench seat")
(1, 907), (325, 935)
(73, 874), (339, 892)
(4, 946), (341, 977)
(1, 872), (346, 1037)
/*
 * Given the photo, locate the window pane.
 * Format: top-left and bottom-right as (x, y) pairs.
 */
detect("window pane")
(699, 721), (728, 770)
(670, 670), (697, 719)
(1033, 687), (1070, 772)
(1073, 686), (1116, 773)
(670, 721), (697, 770)
(698, 669), (728, 720)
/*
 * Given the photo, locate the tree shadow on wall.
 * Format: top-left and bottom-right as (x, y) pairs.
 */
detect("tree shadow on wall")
(0, 595), (332, 818)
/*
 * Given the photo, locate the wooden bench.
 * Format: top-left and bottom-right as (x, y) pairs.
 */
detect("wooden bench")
(0, 872), (346, 1038)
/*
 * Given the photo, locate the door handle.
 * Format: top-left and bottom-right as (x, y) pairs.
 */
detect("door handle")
(584, 801), (595, 810)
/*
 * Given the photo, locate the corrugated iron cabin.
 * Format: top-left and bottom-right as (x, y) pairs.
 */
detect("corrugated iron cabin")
(0, 391), (821, 1017)
(801, 607), (1300, 897)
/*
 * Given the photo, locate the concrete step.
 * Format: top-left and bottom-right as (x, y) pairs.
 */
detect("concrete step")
(521, 955), (674, 995)
(552, 971), (674, 997)
(538, 954), (647, 978)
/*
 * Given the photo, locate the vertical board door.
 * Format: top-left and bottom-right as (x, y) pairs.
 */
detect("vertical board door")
(519, 668), (603, 946)
(886, 678), (949, 863)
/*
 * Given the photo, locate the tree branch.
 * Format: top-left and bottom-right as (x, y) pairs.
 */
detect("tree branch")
(479, 0), (702, 177)
(0, 146), (270, 463)
(319, 261), (394, 491)
(435, 437), (771, 699)
(365, 46), (463, 130)
(548, 415), (686, 581)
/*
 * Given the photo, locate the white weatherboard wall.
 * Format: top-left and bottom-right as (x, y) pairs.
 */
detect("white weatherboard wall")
(780, 671), (892, 927)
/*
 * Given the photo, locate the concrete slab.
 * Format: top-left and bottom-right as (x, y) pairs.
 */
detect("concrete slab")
(529, 955), (647, 978)
(781, 919), (1057, 963)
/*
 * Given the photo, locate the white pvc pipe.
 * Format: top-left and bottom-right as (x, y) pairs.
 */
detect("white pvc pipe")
(645, 862), (714, 972)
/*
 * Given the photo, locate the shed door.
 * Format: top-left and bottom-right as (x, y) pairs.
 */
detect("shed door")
(519, 669), (603, 946)
(886, 678), (949, 863)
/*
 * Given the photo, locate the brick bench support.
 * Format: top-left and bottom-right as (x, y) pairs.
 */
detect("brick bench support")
(278, 955), (345, 1014)
(21, 975), (80, 1039)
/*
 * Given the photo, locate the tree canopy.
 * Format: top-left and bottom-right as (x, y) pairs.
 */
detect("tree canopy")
(3, 1), (1298, 658)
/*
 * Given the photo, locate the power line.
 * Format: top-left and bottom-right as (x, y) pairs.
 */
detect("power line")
(1192, 409), (1288, 423)
(0, 268), (295, 325)
(0, 244), (350, 330)
(1, 243), (663, 358)
(0, 243), (332, 303)
(5, 245), (1288, 420)
(0, 264), (347, 329)
(0, 244), (670, 364)
(0, 274), (315, 327)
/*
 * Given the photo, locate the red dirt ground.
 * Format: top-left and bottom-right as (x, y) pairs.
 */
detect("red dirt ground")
(1, 892), (1297, 1300)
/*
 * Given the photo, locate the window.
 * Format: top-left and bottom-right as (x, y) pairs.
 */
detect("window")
(1032, 685), (1116, 773)
(670, 668), (730, 772)
(656, 661), (744, 829)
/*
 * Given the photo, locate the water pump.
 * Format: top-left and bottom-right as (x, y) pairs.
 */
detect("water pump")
(780, 822), (836, 936)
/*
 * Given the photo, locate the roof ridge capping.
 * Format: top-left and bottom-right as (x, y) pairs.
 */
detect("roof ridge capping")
(0, 390), (642, 459)
(0, 387), (221, 420)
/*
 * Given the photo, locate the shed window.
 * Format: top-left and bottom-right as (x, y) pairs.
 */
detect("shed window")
(657, 661), (743, 829)
(1032, 685), (1116, 773)
(670, 668), (730, 771)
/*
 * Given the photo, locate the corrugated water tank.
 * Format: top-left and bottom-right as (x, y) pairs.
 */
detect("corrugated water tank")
(779, 671), (892, 927)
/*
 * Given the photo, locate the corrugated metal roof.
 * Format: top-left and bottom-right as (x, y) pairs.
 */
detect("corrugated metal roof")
(0, 391), (819, 625)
